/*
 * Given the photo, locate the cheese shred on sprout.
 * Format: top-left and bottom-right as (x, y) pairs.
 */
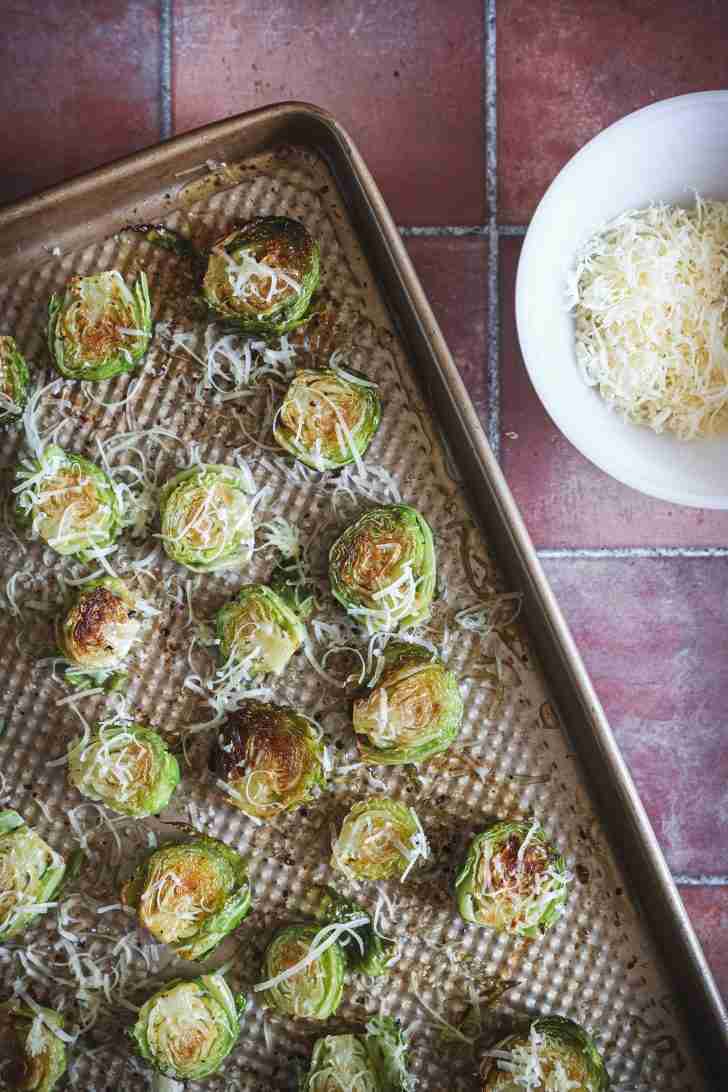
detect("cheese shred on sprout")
(571, 197), (728, 439)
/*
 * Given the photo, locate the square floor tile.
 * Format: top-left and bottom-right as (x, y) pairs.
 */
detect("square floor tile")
(500, 238), (728, 548)
(498, 1), (728, 222)
(172, 0), (485, 226)
(0, 1), (162, 206)
(405, 235), (489, 425)
(542, 555), (728, 877)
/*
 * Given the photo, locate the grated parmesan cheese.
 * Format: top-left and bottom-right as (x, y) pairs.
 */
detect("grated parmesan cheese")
(570, 197), (728, 439)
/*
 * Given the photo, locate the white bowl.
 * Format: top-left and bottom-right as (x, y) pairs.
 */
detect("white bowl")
(516, 91), (728, 509)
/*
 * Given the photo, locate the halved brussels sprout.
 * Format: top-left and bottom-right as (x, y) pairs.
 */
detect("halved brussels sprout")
(273, 366), (382, 471)
(132, 973), (244, 1081)
(216, 584), (306, 680)
(48, 270), (152, 381)
(301, 1016), (413, 1092)
(455, 820), (570, 938)
(258, 924), (345, 1020)
(0, 998), (68, 1092)
(315, 886), (396, 978)
(56, 576), (140, 673)
(211, 699), (327, 822)
(353, 641), (463, 765)
(331, 797), (429, 882)
(68, 722), (180, 818)
(329, 505), (436, 633)
(202, 216), (320, 335)
(0, 336), (30, 425)
(480, 1016), (610, 1091)
(0, 812), (66, 940)
(158, 464), (255, 573)
(14, 444), (122, 562)
(121, 835), (251, 960)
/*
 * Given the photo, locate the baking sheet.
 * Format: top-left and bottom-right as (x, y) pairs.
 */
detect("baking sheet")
(0, 136), (713, 1090)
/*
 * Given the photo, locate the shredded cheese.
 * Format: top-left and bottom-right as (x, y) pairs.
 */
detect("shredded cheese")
(570, 197), (728, 439)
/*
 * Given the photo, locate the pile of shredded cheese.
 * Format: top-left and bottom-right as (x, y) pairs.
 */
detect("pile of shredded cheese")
(570, 197), (728, 439)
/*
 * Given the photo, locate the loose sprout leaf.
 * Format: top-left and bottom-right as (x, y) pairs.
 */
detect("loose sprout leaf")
(314, 886), (397, 977)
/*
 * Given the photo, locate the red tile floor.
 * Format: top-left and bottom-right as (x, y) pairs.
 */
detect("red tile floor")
(1, 0), (725, 1004)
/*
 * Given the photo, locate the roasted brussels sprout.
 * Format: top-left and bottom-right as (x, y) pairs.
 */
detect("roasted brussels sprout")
(329, 505), (436, 633)
(480, 1016), (610, 1091)
(216, 584), (306, 680)
(158, 463), (256, 573)
(273, 365), (381, 471)
(258, 924), (345, 1021)
(331, 797), (429, 882)
(0, 998), (68, 1092)
(212, 699), (327, 822)
(56, 576), (140, 674)
(14, 444), (122, 562)
(132, 973), (244, 1081)
(48, 270), (152, 381)
(301, 1016), (413, 1092)
(353, 641), (463, 765)
(0, 336), (30, 425)
(202, 216), (320, 335)
(121, 835), (251, 960)
(455, 820), (570, 938)
(68, 721), (180, 818)
(0, 812), (66, 940)
(315, 886), (396, 978)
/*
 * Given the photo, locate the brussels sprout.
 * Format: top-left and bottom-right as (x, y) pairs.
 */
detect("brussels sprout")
(158, 464), (256, 573)
(14, 444), (122, 562)
(315, 886), (396, 978)
(331, 797), (429, 882)
(48, 270), (152, 381)
(56, 576), (140, 676)
(353, 641), (463, 765)
(68, 721), (180, 818)
(121, 835), (251, 960)
(132, 973), (244, 1081)
(202, 216), (320, 335)
(455, 820), (570, 938)
(216, 584), (306, 680)
(480, 1016), (610, 1091)
(0, 998), (68, 1092)
(258, 924), (345, 1020)
(0, 812), (66, 940)
(301, 1016), (413, 1092)
(329, 505), (436, 633)
(273, 366), (382, 471)
(211, 699), (327, 822)
(0, 336), (30, 425)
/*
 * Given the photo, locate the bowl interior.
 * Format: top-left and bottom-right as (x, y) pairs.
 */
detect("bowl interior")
(516, 91), (728, 509)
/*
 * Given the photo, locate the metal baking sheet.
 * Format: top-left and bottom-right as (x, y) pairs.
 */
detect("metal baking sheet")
(0, 103), (725, 1091)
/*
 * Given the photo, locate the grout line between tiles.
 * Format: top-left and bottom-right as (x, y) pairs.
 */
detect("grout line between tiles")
(538, 546), (728, 559)
(673, 875), (728, 886)
(398, 225), (487, 237)
(485, 0), (500, 461)
(160, 0), (173, 139)
(499, 224), (528, 236)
